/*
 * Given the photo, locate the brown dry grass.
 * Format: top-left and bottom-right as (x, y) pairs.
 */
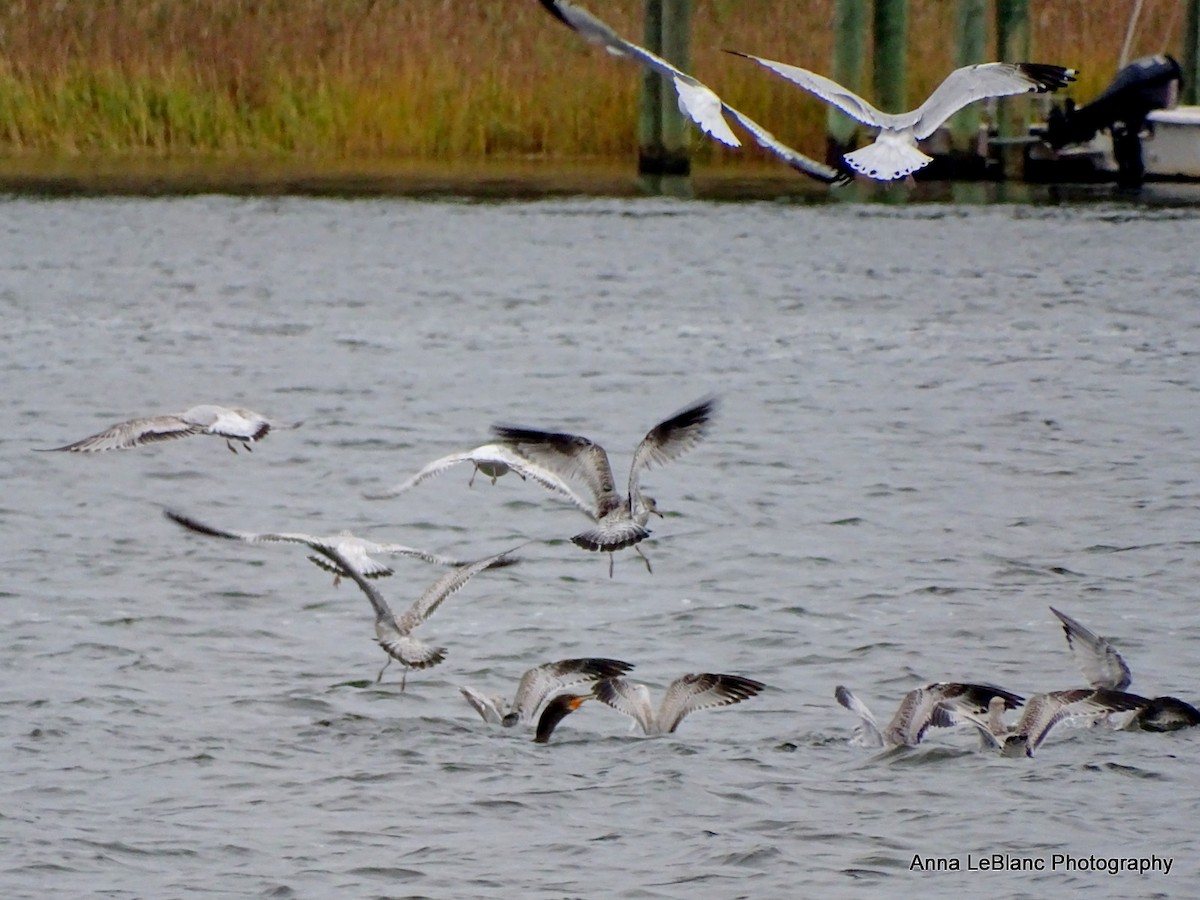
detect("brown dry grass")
(0, 0), (1183, 164)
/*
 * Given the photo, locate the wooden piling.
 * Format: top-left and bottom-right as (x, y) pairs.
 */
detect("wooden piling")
(827, 0), (868, 163)
(1184, 0), (1200, 105)
(872, 0), (908, 116)
(638, 0), (692, 177)
(995, 0), (1031, 180)
(949, 0), (988, 154)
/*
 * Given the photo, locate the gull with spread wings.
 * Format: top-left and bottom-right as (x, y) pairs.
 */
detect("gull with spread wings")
(593, 672), (764, 735)
(726, 52), (1076, 181)
(315, 544), (519, 689)
(37, 404), (294, 454)
(835, 682), (1025, 749)
(491, 396), (716, 576)
(460, 657), (634, 726)
(538, 0), (850, 185)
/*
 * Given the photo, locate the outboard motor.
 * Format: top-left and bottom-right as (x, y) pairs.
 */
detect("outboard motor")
(1043, 55), (1182, 186)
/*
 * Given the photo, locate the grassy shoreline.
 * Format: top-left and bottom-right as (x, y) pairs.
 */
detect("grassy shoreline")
(0, 1), (1183, 175)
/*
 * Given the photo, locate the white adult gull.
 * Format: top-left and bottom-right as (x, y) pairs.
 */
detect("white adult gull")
(538, 0), (850, 185)
(363, 442), (586, 502)
(459, 657), (634, 726)
(593, 672), (765, 735)
(164, 508), (481, 585)
(725, 52), (1077, 180)
(37, 404), (293, 454)
(491, 395), (716, 576)
(1050, 606), (1200, 732)
(834, 682), (1024, 749)
(315, 543), (519, 689)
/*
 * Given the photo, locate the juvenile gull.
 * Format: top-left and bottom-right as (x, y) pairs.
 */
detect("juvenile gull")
(534, 693), (591, 744)
(538, 0), (850, 185)
(38, 404), (291, 454)
(363, 442), (587, 503)
(962, 688), (1149, 758)
(164, 508), (475, 584)
(1050, 606), (1200, 732)
(460, 657), (635, 726)
(492, 396), (716, 576)
(316, 544), (518, 689)
(835, 682), (1024, 749)
(593, 672), (764, 735)
(726, 52), (1076, 180)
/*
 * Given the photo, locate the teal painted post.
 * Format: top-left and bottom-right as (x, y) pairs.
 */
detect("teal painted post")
(995, 0), (1031, 179)
(950, 0), (988, 153)
(638, 0), (692, 176)
(872, 0), (908, 116)
(638, 0), (665, 174)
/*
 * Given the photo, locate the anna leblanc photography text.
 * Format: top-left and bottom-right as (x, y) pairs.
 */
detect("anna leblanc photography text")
(910, 854), (1173, 875)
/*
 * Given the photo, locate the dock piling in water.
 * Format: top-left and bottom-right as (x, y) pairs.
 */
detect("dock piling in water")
(638, 0), (693, 176)
(828, 0), (869, 164)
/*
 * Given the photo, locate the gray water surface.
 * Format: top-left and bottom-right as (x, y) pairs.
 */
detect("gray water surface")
(2, 195), (1199, 898)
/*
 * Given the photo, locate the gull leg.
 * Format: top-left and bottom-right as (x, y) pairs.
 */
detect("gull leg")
(376, 656), (392, 683)
(468, 466), (477, 488)
(635, 545), (653, 574)
(400, 667), (408, 693)
(226, 440), (238, 454)
(608, 553), (614, 578)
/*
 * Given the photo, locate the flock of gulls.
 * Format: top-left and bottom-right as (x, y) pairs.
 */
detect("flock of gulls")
(34, 5), (1194, 755)
(40, 394), (1200, 754)
(42, 397), (775, 743)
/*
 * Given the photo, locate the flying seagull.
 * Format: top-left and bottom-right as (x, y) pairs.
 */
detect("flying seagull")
(835, 682), (1024, 748)
(492, 396), (716, 576)
(164, 508), (477, 585)
(1050, 606), (1200, 732)
(538, 0), (851, 185)
(593, 672), (765, 735)
(37, 404), (292, 454)
(460, 657), (635, 726)
(726, 53), (1077, 180)
(363, 442), (586, 503)
(312, 544), (518, 689)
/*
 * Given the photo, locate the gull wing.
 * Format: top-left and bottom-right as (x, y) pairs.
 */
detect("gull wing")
(835, 685), (884, 747)
(508, 658), (635, 725)
(38, 414), (202, 452)
(911, 63), (1077, 139)
(719, 105), (853, 184)
(1015, 688), (1147, 756)
(885, 682), (1024, 746)
(315, 544), (400, 630)
(725, 51), (893, 128)
(1049, 606), (1132, 691)
(628, 396), (716, 505)
(460, 686), (507, 724)
(394, 548), (516, 633)
(539, 0), (740, 146)
(363, 448), (496, 499)
(593, 677), (658, 734)
(658, 673), (765, 734)
(491, 425), (617, 516)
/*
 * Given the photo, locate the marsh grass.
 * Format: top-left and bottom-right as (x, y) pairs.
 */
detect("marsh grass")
(0, 0), (1183, 165)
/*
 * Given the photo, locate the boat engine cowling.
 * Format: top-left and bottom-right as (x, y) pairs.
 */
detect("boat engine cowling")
(1043, 54), (1182, 186)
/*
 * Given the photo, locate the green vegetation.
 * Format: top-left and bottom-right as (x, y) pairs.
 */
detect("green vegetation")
(0, 0), (1182, 167)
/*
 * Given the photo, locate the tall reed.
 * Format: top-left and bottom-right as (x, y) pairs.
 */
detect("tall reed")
(0, 0), (1181, 164)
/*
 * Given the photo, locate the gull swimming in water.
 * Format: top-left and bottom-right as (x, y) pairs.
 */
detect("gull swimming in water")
(37, 405), (292, 454)
(492, 396), (716, 576)
(460, 657), (635, 726)
(164, 508), (476, 585)
(1050, 606), (1200, 732)
(534, 693), (592, 744)
(961, 688), (1149, 758)
(834, 682), (1024, 749)
(363, 442), (586, 502)
(725, 52), (1077, 180)
(593, 672), (765, 735)
(315, 544), (518, 689)
(538, 0), (850, 185)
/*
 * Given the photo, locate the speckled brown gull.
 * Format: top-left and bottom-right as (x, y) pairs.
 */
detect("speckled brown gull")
(960, 688), (1149, 758)
(37, 404), (293, 454)
(835, 682), (1024, 749)
(363, 442), (592, 509)
(726, 53), (1076, 180)
(315, 544), (519, 690)
(460, 657), (634, 726)
(538, 0), (849, 185)
(1050, 606), (1200, 732)
(492, 396), (716, 577)
(164, 508), (475, 584)
(593, 672), (764, 735)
